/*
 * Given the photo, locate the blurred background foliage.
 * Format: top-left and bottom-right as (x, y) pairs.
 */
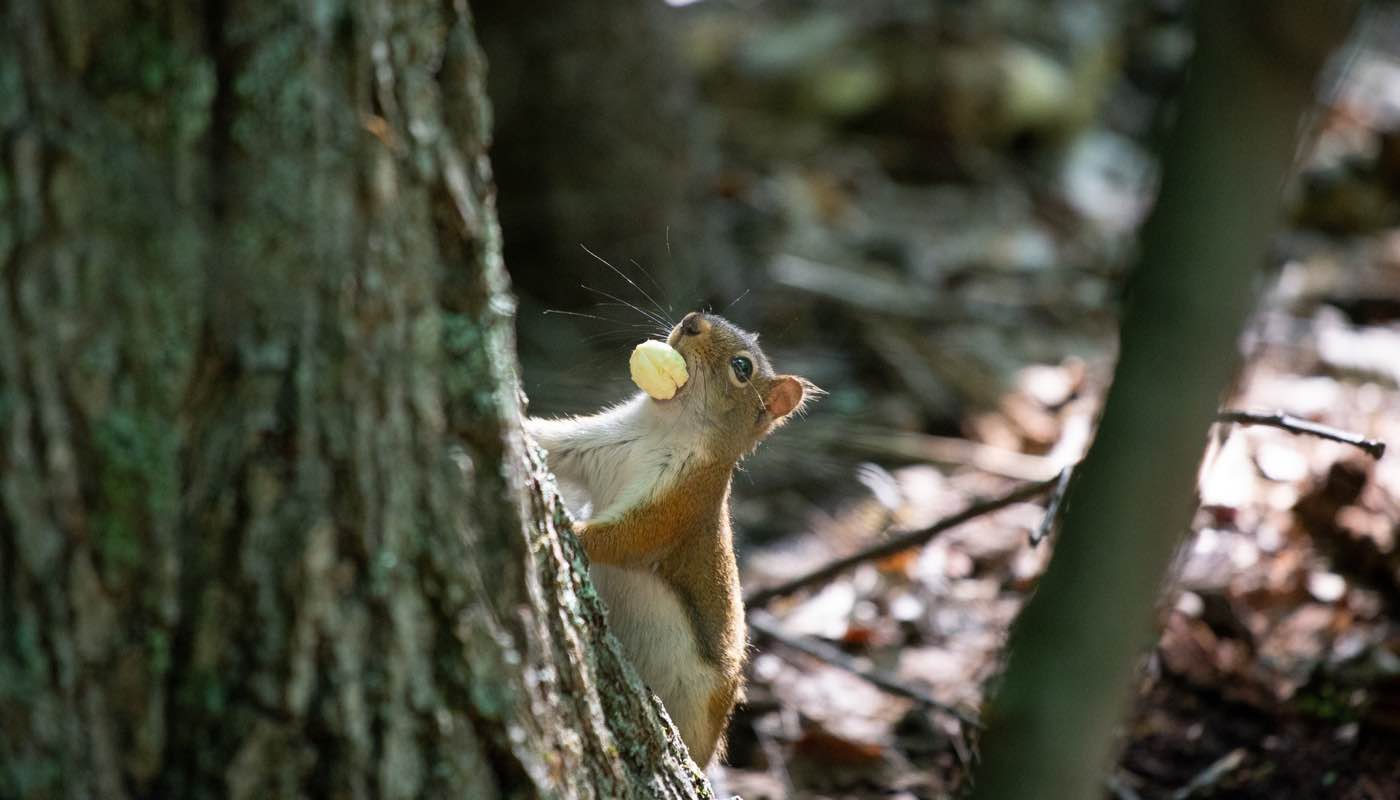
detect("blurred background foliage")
(482, 2), (1400, 797)
(487, 0), (1186, 538)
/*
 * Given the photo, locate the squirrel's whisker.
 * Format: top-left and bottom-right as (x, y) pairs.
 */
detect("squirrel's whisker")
(628, 258), (673, 314)
(581, 283), (671, 330)
(542, 308), (651, 327)
(580, 243), (673, 325)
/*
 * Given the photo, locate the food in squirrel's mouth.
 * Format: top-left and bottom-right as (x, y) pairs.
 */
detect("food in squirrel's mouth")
(629, 340), (689, 400)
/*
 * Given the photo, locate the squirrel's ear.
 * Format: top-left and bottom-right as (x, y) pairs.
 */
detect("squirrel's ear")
(765, 375), (820, 421)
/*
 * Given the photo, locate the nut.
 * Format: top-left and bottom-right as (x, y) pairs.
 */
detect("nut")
(629, 340), (689, 400)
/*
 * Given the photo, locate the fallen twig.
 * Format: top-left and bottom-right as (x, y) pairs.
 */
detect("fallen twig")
(745, 477), (1059, 608)
(1029, 464), (1075, 546)
(1217, 409), (1386, 459)
(845, 428), (1061, 483)
(754, 724), (796, 800)
(1170, 748), (1247, 800)
(1105, 772), (1145, 800)
(770, 253), (940, 319)
(748, 609), (981, 729)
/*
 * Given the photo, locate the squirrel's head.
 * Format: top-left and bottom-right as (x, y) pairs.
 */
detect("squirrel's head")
(663, 311), (819, 461)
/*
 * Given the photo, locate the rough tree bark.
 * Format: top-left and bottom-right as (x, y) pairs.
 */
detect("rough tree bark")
(0, 2), (708, 798)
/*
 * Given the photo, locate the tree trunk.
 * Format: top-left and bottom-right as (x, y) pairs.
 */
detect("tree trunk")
(474, 0), (699, 310)
(0, 2), (707, 798)
(970, 3), (1358, 798)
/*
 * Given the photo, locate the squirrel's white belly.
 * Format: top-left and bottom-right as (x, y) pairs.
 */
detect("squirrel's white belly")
(591, 564), (721, 755)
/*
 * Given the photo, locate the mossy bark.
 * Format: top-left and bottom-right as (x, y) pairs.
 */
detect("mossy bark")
(0, 1), (708, 798)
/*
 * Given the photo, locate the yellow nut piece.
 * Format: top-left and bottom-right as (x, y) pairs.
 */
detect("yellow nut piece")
(629, 340), (689, 400)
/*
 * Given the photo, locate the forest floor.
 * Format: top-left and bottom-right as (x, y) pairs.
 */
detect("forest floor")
(658, 4), (1400, 799)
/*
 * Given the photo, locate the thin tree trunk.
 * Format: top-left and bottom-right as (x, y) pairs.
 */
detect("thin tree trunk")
(970, 3), (1358, 798)
(0, 2), (707, 798)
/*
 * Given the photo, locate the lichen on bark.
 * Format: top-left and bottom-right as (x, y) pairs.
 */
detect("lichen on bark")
(1, 1), (711, 797)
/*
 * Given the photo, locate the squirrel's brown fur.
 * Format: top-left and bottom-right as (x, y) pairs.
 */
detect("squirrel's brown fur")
(528, 312), (815, 765)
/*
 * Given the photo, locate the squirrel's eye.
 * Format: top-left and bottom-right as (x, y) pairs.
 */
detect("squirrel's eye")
(730, 355), (753, 384)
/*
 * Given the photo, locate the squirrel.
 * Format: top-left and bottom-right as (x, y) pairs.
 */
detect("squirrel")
(525, 311), (815, 766)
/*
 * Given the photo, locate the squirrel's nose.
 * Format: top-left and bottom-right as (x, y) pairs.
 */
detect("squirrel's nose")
(680, 312), (710, 336)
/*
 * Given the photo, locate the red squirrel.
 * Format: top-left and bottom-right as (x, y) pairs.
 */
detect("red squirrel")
(526, 311), (816, 766)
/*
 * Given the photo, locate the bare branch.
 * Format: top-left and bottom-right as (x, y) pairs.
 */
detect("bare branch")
(1029, 464), (1076, 546)
(748, 610), (981, 729)
(1217, 409), (1386, 459)
(744, 477), (1059, 608)
(1171, 748), (1248, 800)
